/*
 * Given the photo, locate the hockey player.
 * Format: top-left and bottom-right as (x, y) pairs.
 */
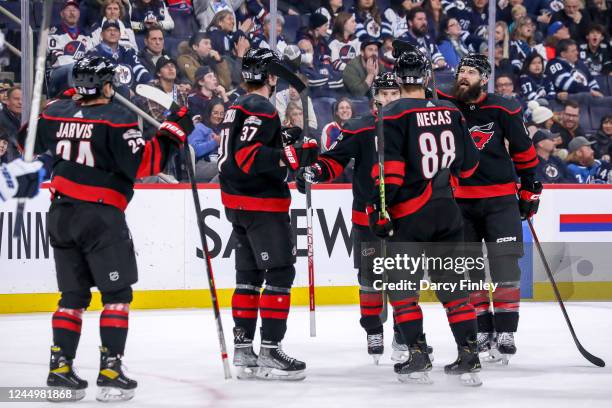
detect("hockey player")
(218, 48), (319, 381)
(438, 54), (541, 364)
(295, 72), (414, 364)
(369, 48), (482, 385)
(0, 158), (43, 202)
(24, 56), (191, 402)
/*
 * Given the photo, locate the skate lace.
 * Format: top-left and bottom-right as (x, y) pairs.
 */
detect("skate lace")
(275, 348), (296, 364)
(367, 333), (384, 347)
(497, 332), (514, 347)
(476, 332), (490, 347)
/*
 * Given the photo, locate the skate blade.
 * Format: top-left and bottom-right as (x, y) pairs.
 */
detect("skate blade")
(255, 367), (306, 381)
(96, 386), (135, 402)
(397, 371), (433, 385)
(501, 354), (512, 366)
(47, 388), (86, 402)
(391, 350), (409, 362)
(459, 372), (483, 387)
(370, 354), (382, 365)
(235, 366), (258, 380)
(482, 348), (503, 363)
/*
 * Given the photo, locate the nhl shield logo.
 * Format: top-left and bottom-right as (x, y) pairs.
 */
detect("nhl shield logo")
(469, 122), (495, 150)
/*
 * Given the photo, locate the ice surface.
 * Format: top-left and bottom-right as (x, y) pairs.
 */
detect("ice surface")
(0, 303), (611, 407)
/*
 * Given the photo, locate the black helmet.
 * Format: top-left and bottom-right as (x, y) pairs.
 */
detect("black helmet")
(72, 56), (116, 97)
(393, 48), (432, 86)
(372, 72), (399, 94)
(456, 54), (492, 80)
(242, 48), (281, 84)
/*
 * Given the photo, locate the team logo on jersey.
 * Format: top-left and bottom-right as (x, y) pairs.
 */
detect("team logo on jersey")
(469, 122), (495, 150)
(339, 44), (357, 62)
(545, 164), (559, 179)
(114, 64), (133, 85)
(366, 20), (381, 37)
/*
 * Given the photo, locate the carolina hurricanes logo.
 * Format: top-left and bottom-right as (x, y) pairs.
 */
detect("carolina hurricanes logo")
(469, 122), (495, 150)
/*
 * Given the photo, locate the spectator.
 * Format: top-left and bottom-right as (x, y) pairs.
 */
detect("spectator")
(551, 100), (585, 148)
(283, 101), (305, 129)
(399, 7), (446, 69)
(86, 20), (152, 89)
(423, 0), (443, 39)
(545, 39), (604, 100)
(551, 0), (592, 40)
(445, 0), (488, 36)
(590, 114), (612, 160)
(496, 20), (510, 59)
(437, 17), (476, 69)
(225, 35), (251, 90)
(534, 129), (576, 183)
(528, 100), (556, 130)
(0, 87), (21, 161)
(0, 132), (9, 164)
(299, 13), (332, 65)
(194, 0), (249, 34)
(189, 98), (225, 182)
(91, 0), (139, 51)
(208, 9), (251, 56)
(188, 66), (229, 121)
(587, 0), (611, 35)
(543, 21), (571, 60)
(275, 76), (318, 130)
(47, 0), (93, 96)
(329, 12), (361, 72)
(519, 52), (555, 103)
(128, 0), (175, 34)
(566, 136), (612, 182)
(351, 0), (383, 42)
(295, 39), (343, 94)
(579, 23), (612, 76)
(137, 25), (168, 75)
(138, 56), (188, 123)
(381, 0), (414, 42)
(167, 0), (199, 40)
(495, 73), (518, 98)
(494, 41), (517, 77)
(177, 32), (231, 89)
(510, 16), (544, 72)
(251, 13), (288, 56)
(343, 37), (382, 97)
(509, 4), (528, 33)
(0, 79), (13, 107)
(321, 97), (353, 151)
(315, 0), (346, 34)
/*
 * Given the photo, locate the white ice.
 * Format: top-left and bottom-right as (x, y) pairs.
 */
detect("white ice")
(0, 302), (611, 408)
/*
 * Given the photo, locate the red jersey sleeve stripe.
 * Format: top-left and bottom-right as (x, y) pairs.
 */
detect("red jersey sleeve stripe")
(511, 145), (537, 163)
(231, 105), (278, 119)
(371, 161), (405, 179)
(136, 138), (162, 178)
(459, 162), (479, 178)
(41, 113), (138, 128)
(319, 156), (344, 179)
(514, 158), (539, 170)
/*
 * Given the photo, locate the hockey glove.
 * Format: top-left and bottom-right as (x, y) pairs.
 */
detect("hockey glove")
(295, 164), (323, 194)
(366, 203), (394, 239)
(281, 138), (319, 170)
(518, 180), (543, 220)
(0, 159), (44, 201)
(157, 106), (194, 145)
(281, 126), (303, 147)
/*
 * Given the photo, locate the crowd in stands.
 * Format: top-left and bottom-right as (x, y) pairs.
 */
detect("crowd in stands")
(1, 0), (612, 184)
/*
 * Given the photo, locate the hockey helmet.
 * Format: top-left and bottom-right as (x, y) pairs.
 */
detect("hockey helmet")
(456, 54), (492, 80)
(241, 48), (281, 84)
(72, 56), (116, 97)
(372, 72), (399, 94)
(393, 48), (432, 86)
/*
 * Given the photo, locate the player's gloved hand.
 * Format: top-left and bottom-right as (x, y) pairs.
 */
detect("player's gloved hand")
(518, 180), (543, 220)
(0, 159), (44, 201)
(281, 137), (319, 170)
(295, 163), (323, 194)
(157, 106), (194, 145)
(366, 203), (394, 239)
(281, 126), (302, 147)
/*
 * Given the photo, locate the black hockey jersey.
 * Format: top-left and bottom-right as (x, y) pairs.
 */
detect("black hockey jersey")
(218, 93), (290, 212)
(314, 114), (377, 227)
(437, 90), (538, 199)
(26, 97), (177, 210)
(375, 98), (479, 220)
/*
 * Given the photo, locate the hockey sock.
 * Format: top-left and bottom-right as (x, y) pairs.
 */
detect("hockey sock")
(358, 289), (383, 332)
(52, 308), (84, 360)
(443, 298), (477, 346)
(492, 284), (520, 332)
(260, 287), (291, 343)
(232, 287), (260, 340)
(99, 304), (129, 356)
(391, 297), (423, 346)
(469, 289), (494, 333)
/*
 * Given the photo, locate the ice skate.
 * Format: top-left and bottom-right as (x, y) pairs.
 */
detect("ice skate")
(391, 331), (409, 362)
(477, 332), (502, 363)
(367, 331), (384, 364)
(233, 327), (259, 379)
(46, 346), (87, 402)
(394, 335), (433, 385)
(445, 338), (483, 387)
(256, 341), (306, 381)
(96, 346), (137, 402)
(496, 332), (517, 365)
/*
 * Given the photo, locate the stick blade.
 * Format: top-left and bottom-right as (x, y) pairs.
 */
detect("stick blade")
(578, 344), (606, 367)
(135, 84), (178, 110)
(268, 61), (306, 93)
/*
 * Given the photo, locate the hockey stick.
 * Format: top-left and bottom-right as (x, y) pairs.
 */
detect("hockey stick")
(116, 88), (233, 379)
(13, 0), (53, 238)
(391, 39), (439, 101)
(374, 100), (389, 324)
(267, 63), (316, 336)
(527, 219), (605, 367)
